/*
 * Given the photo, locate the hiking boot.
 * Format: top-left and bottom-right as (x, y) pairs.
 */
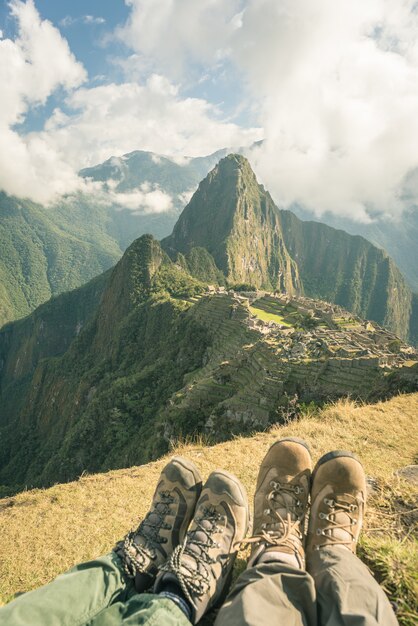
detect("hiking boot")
(306, 451), (366, 554)
(155, 470), (249, 624)
(247, 437), (312, 569)
(114, 456), (202, 592)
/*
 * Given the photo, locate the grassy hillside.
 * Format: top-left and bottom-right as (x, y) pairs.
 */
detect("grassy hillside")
(0, 393), (416, 624)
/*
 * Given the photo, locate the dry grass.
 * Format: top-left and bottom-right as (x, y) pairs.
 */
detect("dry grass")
(0, 393), (417, 622)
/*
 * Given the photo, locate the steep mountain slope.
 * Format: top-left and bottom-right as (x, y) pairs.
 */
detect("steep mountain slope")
(0, 193), (120, 327)
(163, 154), (300, 293)
(3, 146), (416, 334)
(163, 155), (416, 341)
(0, 150), (228, 327)
(293, 204), (418, 292)
(278, 210), (414, 340)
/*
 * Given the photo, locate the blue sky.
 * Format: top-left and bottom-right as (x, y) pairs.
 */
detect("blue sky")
(0, 0), (252, 134)
(1, 0), (417, 224)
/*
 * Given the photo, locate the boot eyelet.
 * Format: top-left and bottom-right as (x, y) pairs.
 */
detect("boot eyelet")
(270, 480), (277, 488)
(351, 519), (357, 526)
(264, 508), (270, 515)
(319, 512), (327, 520)
(294, 486), (301, 494)
(316, 528), (323, 535)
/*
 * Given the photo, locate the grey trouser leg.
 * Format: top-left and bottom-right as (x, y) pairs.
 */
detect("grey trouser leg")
(214, 562), (317, 626)
(215, 548), (398, 626)
(308, 546), (399, 626)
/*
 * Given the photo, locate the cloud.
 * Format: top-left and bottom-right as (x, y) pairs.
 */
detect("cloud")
(120, 0), (418, 222)
(234, 0), (418, 221)
(0, 0), (86, 202)
(32, 74), (261, 178)
(0, 1), (259, 204)
(60, 15), (106, 27)
(83, 15), (106, 25)
(91, 180), (174, 214)
(117, 0), (243, 80)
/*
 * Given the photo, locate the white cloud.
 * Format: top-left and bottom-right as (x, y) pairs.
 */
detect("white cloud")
(35, 75), (260, 172)
(0, 0), (86, 202)
(93, 181), (174, 214)
(60, 15), (106, 27)
(117, 0), (243, 80)
(177, 189), (195, 206)
(83, 15), (105, 25)
(234, 0), (418, 221)
(0, 0), (260, 205)
(120, 0), (418, 222)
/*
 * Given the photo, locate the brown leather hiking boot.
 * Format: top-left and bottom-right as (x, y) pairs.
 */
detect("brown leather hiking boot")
(114, 456), (202, 591)
(247, 437), (312, 569)
(306, 450), (366, 554)
(155, 470), (249, 624)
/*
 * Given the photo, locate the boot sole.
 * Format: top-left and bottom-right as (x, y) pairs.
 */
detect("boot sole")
(311, 450), (363, 483)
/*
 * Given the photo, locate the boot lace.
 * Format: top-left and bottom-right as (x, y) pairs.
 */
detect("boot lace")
(245, 481), (305, 551)
(160, 506), (224, 607)
(118, 490), (174, 577)
(314, 493), (361, 549)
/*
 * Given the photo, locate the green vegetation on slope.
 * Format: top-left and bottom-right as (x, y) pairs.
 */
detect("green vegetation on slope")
(0, 193), (120, 327)
(0, 394), (416, 625)
(0, 236), (209, 493)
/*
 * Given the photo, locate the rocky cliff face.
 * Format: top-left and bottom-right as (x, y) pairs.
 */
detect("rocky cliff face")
(162, 154), (300, 294)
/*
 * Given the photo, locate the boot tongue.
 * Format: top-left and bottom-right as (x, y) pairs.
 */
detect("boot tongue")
(271, 490), (297, 522)
(186, 518), (214, 559)
(331, 508), (353, 544)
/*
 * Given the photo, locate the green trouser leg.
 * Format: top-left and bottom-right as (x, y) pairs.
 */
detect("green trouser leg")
(87, 594), (190, 626)
(0, 552), (133, 626)
(0, 552), (190, 626)
(215, 547), (398, 626)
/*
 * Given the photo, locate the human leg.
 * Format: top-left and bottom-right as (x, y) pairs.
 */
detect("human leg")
(0, 456), (202, 626)
(215, 438), (317, 626)
(0, 552), (133, 626)
(87, 593), (191, 626)
(306, 451), (399, 626)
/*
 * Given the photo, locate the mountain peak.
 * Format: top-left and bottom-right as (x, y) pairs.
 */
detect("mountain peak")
(162, 154), (300, 293)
